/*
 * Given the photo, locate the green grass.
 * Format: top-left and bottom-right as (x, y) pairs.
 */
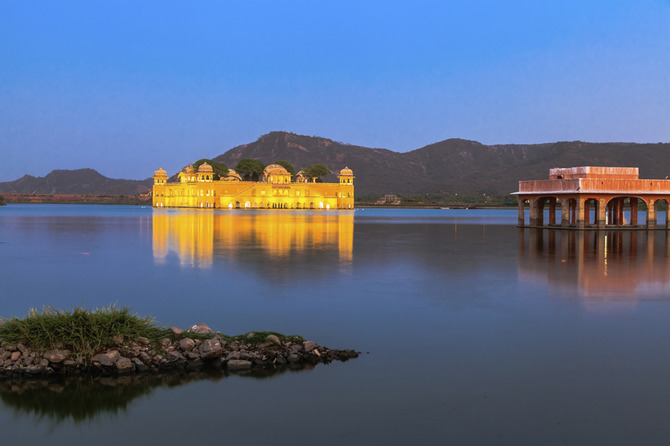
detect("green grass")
(0, 305), (168, 356)
(0, 305), (307, 360)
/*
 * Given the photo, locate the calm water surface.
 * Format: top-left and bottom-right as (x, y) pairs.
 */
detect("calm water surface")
(1, 205), (670, 445)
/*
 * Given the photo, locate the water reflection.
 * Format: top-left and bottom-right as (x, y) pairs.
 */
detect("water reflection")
(152, 211), (354, 268)
(0, 364), (319, 425)
(518, 229), (670, 300)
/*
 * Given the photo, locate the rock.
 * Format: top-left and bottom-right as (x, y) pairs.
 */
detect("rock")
(115, 357), (134, 374)
(303, 341), (317, 352)
(159, 338), (171, 349)
(132, 358), (149, 373)
(185, 351), (200, 360)
(179, 338), (195, 352)
(92, 350), (120, 367)
(227, 360), (253, 370)
(137, 336), (150, 345)
(168, 351), (185, 361)
(169, 326), (184, 336)
(39, 358), (49, 367)
(266, 334), (281, 345)
(246, 332), (255, 338)
(10, 352), (20, 362)
(44, 349), (67, 364)
(199, 339), (223, 359)
(225, 351), (241, 361)
(16, 343), (27, 354)
(187, 323), (213, 334)
(287, 353), (300, 363)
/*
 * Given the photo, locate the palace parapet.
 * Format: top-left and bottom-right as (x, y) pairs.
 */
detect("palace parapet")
(514, 166), (670, 230)
(153, 163), (354, 210)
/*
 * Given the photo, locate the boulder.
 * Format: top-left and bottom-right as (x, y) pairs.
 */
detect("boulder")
(187, 323), (213, 334)
(266, 334), (281, 345)
(10, 351), (20, 362)
(44, 349), (67, 364)
(227, 360), (253, 370)
(179, 338), (195, 352)
(303, 341), (317, 352)
(168, 350), (185, 361)
(115, 357), (134, 374)
(92, 350), (120, 367)
(169, 326), (185, 336)
(199, 339), (223, 359)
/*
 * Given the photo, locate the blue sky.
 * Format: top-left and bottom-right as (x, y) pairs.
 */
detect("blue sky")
(1, 0), (668, 181)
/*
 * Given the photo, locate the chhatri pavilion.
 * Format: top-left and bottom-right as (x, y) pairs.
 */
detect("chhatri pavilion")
(152, 163), (354, 210)
(515, 166), (670, 229)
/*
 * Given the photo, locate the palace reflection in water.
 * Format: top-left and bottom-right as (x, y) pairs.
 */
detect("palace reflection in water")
(518, 229), (670, 300)
(152, 210), (354, 268)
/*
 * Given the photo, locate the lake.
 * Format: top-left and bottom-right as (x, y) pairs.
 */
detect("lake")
(1, 205), (670, 445)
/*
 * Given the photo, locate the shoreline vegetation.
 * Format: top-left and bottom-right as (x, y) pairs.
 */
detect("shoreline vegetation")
(0, 306), (359, 379)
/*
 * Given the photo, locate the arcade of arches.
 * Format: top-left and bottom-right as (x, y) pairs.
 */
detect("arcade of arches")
(515, 167), (670, 230)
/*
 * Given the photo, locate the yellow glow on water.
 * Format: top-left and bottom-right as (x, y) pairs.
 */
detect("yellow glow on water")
(152, 211), (354, 267)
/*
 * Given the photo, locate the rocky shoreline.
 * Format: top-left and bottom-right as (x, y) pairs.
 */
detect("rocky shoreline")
(0, 323), (359, 379)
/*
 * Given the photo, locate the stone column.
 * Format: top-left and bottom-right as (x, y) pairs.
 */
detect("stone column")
(576, 198), (585, 229)
(549, 198), (556, 225)
(529, 198), (538, 227)
(597, 199), (607, 228)
(561, 198), (570, 227)
(518, 199), (525, 226)
(648, 198), (656, 229)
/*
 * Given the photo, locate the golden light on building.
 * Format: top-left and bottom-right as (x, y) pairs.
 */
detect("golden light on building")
(152, 163), (355, 210)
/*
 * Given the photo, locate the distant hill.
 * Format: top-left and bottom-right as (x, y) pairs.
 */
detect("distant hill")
(3, 133), (669, 198)
(214, 131), (670, 197)
(0, 169), (152, 195)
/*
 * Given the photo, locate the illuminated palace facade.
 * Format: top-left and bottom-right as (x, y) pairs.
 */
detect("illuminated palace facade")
(152, 163), (355, 210)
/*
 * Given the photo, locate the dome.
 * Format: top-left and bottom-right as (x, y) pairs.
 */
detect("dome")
(184, 164), (196, 174)
(154, 166), (167, 176)
(198, 162), (213, 173)
(262, 164), (290, 176)
(339, 166), (354, 176)
(226, 169), (242, 181)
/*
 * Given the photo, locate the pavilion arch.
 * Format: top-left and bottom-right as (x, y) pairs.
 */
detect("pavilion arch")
(654, 198), (669, 228)
(583, 198), (600, 226)
(604, 196), (649, 227)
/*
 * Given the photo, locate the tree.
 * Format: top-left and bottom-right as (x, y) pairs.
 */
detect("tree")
(193, 159), (229, 180)
(235, 159), (265, 181)
(274, 160), (296, 179)
(302, 164), (331, 182)
(0, 195), (5, 206)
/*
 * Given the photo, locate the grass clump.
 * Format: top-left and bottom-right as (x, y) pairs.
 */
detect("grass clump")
(0, 305), (167, 356)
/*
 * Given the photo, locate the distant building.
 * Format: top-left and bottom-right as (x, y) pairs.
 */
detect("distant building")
(515, 166), (670, 229)
(152, 163), (354, 210)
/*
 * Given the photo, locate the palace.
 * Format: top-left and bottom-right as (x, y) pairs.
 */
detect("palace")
(152, 163), (354, 210)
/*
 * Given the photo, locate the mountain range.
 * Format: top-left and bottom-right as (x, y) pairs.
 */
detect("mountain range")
(0, 169), (153, 196)
(1, 131), (669, 198)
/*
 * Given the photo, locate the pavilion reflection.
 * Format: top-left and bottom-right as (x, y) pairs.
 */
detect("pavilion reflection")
(518, 229), (670, 301)
(152, 211), (354, 268)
